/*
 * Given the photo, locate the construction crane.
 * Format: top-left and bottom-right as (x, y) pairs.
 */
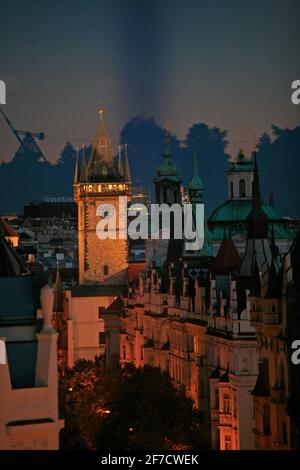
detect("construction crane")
(0, 106), (48, 162)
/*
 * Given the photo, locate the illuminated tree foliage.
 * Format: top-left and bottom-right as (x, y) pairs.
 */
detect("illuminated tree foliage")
(59, 358), (203, 450)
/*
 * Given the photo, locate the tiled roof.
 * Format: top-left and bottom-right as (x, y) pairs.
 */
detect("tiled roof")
(212, 238), (240, 274)
(0, 217), (19, 237)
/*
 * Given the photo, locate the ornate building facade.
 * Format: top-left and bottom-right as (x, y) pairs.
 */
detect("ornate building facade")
(103, 143), (283, 449)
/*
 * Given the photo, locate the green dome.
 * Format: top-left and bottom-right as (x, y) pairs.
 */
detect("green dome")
(208, 199), (294, 241)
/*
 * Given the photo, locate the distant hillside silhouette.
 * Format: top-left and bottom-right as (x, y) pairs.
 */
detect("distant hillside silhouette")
(0, 118), (299, 217)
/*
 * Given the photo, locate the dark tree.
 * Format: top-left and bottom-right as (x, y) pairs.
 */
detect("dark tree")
(59, 358), (204, 450)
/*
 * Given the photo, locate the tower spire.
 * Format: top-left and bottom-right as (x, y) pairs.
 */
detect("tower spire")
(86, 108), (116, 181)
(118, 144), (124, 178)
(163, 129), (171, 157)
(74, 148), (79, 184)
(80, 145), (87, 182)
(124, 143), (131, 182)
(246, 150), (268, 239)
(188, 130), (203, 200)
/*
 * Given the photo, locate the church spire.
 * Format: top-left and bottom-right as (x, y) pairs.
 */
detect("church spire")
(80, 146), (87, 182)
(118, 144), (124, 178)
(124, 143), (131, 182)
(74, 149), (79, 184)
(188, 131), (203, 200)
(246, 150), (268, 239)
(86, 108), (116, 181)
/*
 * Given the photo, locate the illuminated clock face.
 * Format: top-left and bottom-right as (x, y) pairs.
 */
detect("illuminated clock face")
(99, 204), (115, 219)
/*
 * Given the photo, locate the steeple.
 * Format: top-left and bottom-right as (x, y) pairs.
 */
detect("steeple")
(86, 108), (118, 182)
(154, 130), (182, 204)
(74, 149), (79, 184)
(246, 150), (269, 239)
(239, 150), (273, 277)
(118, 144), (124, 178)
(124, 143), (131, 182)
(183, 135), (212, 259)
(188, 132), (203, 202)
(80, 146), (87, 182)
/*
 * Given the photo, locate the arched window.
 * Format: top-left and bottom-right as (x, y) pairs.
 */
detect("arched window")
(239, 179), (246, 198)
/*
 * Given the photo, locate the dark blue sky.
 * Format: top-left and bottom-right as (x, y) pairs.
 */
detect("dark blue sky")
(0, 0), (299, 163)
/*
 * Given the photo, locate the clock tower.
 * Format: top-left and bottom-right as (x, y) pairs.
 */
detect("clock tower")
(74, 109), (131, 285)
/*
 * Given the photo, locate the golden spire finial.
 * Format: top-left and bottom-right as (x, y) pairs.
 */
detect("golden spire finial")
(98, 100), (104, 120)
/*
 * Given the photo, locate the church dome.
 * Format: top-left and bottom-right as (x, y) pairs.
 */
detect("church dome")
(208, 199), (294, 241)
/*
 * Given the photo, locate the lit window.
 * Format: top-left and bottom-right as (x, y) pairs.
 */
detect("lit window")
(224, 435), (231, 450)
(223, 394), (230, 414)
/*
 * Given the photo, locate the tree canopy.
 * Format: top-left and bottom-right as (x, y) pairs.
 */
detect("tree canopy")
(59, 358), (204, 450)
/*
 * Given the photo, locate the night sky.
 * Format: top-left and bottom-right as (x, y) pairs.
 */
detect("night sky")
(0, 0), (299, 161)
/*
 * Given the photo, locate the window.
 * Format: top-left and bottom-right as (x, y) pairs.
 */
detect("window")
(98, 306), (105, 318)
(122, 344), (126, 360)
(98, 332), (105, 345)
(103, 265), (109, 275)
(282, 422), (288, 445)
(241, 358), (248, 372)
(239, 179), (246, 198)
(272, 304), (276, 313)
(223, 394), (230, 414)
(230, 182), (233, 198)
(263, 404), (270, 435)
(215, 389), (219, 410)
(224, 435), (231, 450)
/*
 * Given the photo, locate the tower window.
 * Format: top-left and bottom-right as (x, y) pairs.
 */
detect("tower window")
(230, 182), (233, 198)
(239, 179), (246, 198)
(103, 265), (109, 275)
(98, 306), (106, 318)
(99, 332), (106, 345)
(223, 394), (230, 414)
